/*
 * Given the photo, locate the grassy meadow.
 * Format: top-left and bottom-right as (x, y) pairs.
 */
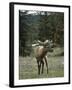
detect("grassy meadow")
(19, 47), (64, 79)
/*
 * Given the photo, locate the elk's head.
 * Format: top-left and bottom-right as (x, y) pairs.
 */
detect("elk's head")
(43, 40), (54, 52)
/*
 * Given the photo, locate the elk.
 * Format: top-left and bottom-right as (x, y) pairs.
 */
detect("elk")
(32, 40), (53, 75)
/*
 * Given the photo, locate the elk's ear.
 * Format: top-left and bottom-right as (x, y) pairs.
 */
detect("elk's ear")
(32, 43), (39, 47)
(44, 40), (49, 45)
(37, 40), (44, 45)
(37, 40), (41, 43)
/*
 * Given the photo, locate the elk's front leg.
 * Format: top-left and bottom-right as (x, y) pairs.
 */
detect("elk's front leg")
(37, 60), (41, 75)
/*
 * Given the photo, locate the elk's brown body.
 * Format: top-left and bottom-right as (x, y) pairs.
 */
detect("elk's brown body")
(32, 40), (53, 75)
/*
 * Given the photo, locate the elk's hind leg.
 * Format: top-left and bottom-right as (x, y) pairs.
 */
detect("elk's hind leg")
(41, 60), (44, 74)
(44, 56), (48, 74)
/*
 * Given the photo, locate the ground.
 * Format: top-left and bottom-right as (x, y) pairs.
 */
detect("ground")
(19, 47), (64, 79)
